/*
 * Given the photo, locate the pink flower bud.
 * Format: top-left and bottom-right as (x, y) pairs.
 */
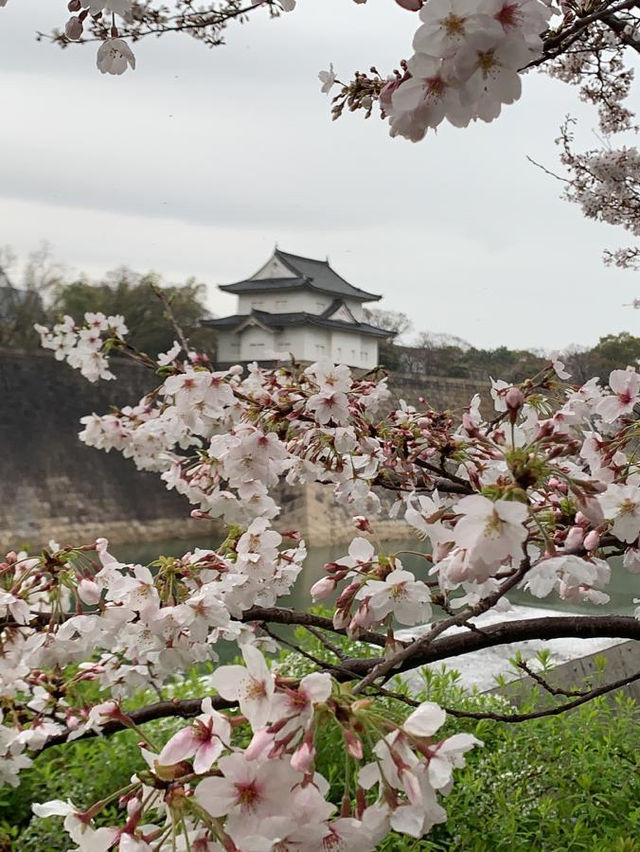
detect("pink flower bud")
(190, 509), (212, 519)
(462, 411), (479, 435)
(505, 387), (524, 411)
(310, 576), (336, 600)
(563, 525), (584, 552)
(353, 516), (373, 533)
(65, 15), (84, 40)
(332, 609), (350, 630)
(336, 580), (360, 608)
(343, 729), (363, 759)
(395, 0), (423, 9)
(583, 530), (600, 551)
(245, 728), (273, 761)
(290, 741), (315, 773)
(77, 578), (101, 606)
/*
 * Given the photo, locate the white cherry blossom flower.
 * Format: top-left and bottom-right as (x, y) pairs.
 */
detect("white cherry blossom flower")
(319, 63), (337, 94)
(158, 697), (231, 773)
(598, 483), (640, 543)
(195, 753), (300, 820)
(413, 0), (499, 57)
(453, 494), (528, 564)
(96, 38), (136, 75)
(307, 390), (350, 424)
(209, 644), (275, 729)
(596, 369), (640, 422)
(402, 702), (446, 737)
(32, 799), (118, 850)
(355, 568), (432, 625)
(455, 34), (533, 115)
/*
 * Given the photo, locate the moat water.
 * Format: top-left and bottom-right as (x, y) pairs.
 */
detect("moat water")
(112, 536), (637, 617)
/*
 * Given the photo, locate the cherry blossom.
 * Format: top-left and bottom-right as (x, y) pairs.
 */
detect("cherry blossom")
(355, 567), (432, 625)
(598, 484), (640, 543)
(96, 39), (136, 76)
(319, 63), (337, 94)
(157, 698), (231, 773)
(596, 369), (640, 422)
(14, 313), (640, 849)
(209, 645), (275, 729)
(453, 494), (528, 564)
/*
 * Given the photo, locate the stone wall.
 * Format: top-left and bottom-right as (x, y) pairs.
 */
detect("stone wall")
(0, 351), (487, 550)
(388, 372), (485, 411)
(0, 349), (205, 551)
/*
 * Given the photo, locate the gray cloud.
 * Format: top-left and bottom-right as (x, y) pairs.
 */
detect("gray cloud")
(0, 0), (636, 350)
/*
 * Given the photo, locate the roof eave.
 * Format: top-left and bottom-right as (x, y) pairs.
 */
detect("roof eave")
(218, 281), (380, 302)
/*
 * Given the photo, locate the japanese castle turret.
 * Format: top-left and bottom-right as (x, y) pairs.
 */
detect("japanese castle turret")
(206, 249), (394, 368)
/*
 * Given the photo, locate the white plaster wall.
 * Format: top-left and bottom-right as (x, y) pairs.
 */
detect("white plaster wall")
(216, 330), (242, 362)
(331, 330), (361, 366)
(238, 291), (334, 315)
(239, 325), (276, 361)
(331, 332), (379, 368)
(358, 336), (379, 368)
(219, 326), (377, 367)
(250, 255), (296, 280)
(275, 327), (312, 360)
(345, 299), (364, 321)
(302, 328), (331, 361)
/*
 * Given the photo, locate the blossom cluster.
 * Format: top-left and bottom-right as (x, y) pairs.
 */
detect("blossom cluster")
(35, 312), (128, 382)
(379, 0), (554, 139)
(31, 315), (640, 622)
(28, 646), (478, 850)
(6, 314), (640, 847)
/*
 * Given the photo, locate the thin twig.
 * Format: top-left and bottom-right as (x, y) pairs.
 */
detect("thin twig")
(303, 625), (349, 661)
(150, 283), (191, 355)
(516, 659), (592, 698)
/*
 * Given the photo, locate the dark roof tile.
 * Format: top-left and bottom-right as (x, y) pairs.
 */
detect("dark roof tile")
(203, 309), (395, 338)
(219, 250), (381, 302)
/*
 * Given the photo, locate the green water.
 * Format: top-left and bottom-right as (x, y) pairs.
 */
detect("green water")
(111, 537), (638, 617)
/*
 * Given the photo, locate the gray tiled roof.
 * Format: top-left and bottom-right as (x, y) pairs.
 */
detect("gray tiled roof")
(203, 309), (395, 338)
(219, 250), (381, 302)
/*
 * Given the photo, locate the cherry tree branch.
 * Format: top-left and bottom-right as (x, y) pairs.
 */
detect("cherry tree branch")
(377, 669), (640, 722)
(41, 694), (237, 750)
(342, 614), (640, 678)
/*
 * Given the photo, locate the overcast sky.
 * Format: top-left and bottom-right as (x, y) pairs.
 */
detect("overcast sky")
(0, 0), (638, 351)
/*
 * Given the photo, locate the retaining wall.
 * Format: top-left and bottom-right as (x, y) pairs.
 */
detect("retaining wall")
(0, 350), (484, 550)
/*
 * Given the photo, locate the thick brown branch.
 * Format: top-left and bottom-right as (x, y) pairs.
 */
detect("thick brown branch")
(241, 606), (396, 648)
(41, 695), (237, 751)
(342, 614), (640, 678)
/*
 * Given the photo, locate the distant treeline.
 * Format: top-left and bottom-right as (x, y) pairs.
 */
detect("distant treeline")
(380, 333), (640, 383)
(0, 246), (216, 358)
(2, 247), (639, 382)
